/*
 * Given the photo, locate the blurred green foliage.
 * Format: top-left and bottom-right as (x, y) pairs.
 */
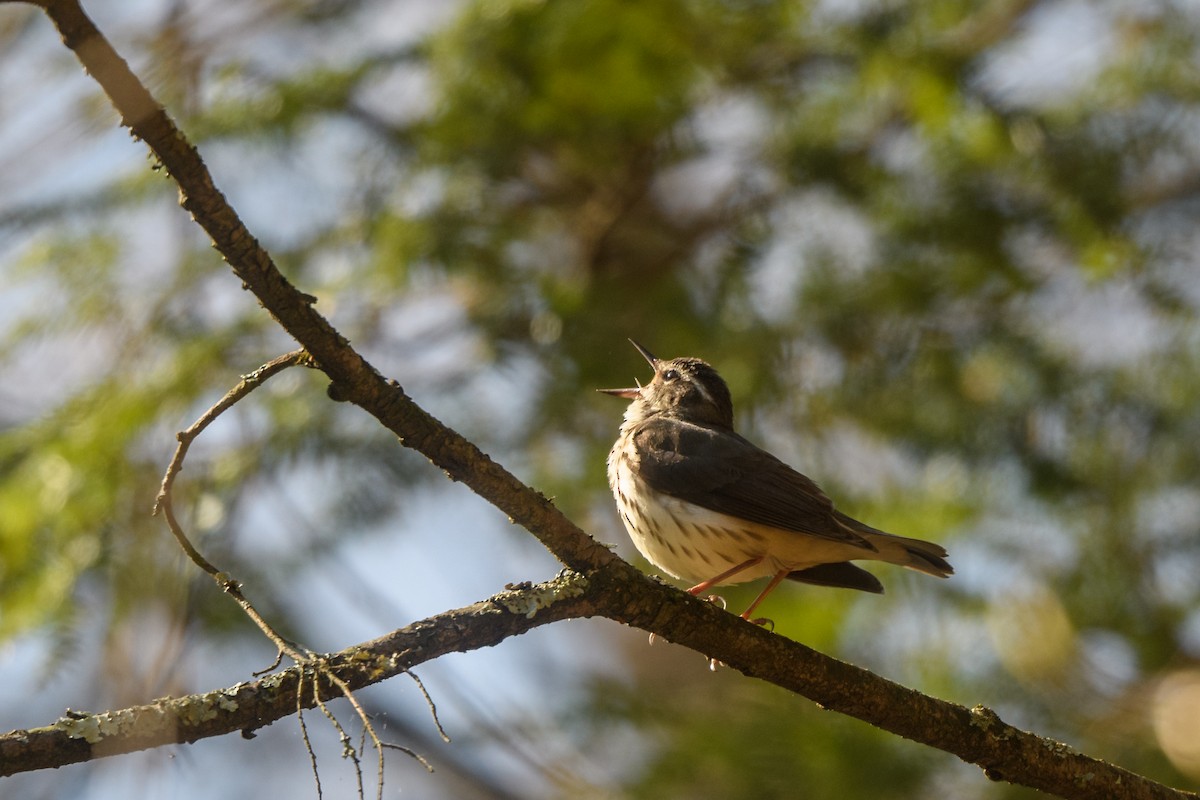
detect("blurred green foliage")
(3, 0), (1200, 796)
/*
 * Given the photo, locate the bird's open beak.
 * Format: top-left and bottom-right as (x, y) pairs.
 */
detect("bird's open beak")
(598, 339), (658, 399)
(597, 386), (641, 399)
(628, 339), (658, 367)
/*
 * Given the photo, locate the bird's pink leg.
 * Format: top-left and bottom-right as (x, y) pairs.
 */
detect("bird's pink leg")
(687, 557), (764, 595)
(738, 568), (790, 623)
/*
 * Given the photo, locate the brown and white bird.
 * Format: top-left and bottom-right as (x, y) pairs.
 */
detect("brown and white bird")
(601, 340), (952, 623)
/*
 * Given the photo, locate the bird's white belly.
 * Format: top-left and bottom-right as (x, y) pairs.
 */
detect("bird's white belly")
(608, 453), (769, 584)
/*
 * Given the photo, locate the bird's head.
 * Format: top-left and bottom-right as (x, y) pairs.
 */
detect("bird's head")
(600, 340), (734, 429)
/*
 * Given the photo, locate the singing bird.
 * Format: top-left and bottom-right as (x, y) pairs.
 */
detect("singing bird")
(601, 341), (952, 622)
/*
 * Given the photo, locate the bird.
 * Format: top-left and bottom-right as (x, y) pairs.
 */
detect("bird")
(600, 340), (952, 624)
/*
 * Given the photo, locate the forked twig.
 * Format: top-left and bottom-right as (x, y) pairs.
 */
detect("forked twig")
(313, 661), (422, 798)
(153, 349), (315, 660)
(152, 348), (420, 799)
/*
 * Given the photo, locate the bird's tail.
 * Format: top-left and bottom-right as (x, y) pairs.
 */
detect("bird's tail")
(888, 535), (953, 578)
(836, 512), (953, 578)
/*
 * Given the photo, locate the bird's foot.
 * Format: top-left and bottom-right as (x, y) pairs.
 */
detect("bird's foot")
(742, 615), (775, 630)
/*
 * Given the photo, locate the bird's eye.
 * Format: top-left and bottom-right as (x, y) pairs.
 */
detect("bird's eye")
(662, 368), (680, 382)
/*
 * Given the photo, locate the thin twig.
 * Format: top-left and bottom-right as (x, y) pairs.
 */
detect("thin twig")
(406, 671), (451, 744)
(316, 666), (393, 800)
(297, 667), (324, 800)
(254, 649), (286, 676)
(313, 678), (365, 800)
(152, 348), (316, 662)
(153, 349), (312, 536)
(382, 741), (435, 773)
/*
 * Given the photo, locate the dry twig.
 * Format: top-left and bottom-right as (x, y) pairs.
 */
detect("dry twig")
(150, 348), (422, 799)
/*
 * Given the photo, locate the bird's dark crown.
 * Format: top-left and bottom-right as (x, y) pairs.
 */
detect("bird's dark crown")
(647, 357), (733, 424)
(635, 355), (734, 429)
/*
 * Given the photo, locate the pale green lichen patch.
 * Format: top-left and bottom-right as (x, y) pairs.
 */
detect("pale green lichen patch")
(56, 713), (108, 744)
(55, 706), (171, 743)
(55, 687), (247, 744)
(175, 688), (246, 725)
(496, 573), (588, 619)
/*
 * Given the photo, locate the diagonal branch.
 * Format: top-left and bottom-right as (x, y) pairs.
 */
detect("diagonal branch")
(5, 2), (1197, 799)
(25, 0), (616, 578)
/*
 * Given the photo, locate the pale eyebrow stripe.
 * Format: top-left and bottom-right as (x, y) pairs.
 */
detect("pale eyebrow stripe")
(690, 372), (717, 407)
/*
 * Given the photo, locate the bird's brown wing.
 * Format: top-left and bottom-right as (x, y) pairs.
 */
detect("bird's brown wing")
(631, 418), (875, 550)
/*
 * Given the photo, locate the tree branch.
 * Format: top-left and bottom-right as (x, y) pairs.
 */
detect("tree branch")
(4, 2), (1196, 799)
(31, 0), (616, 578)
(4, 562), (1193, 800)
(0, 574), (595, 776)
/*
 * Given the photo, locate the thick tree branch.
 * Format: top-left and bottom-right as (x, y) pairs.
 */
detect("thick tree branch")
(0, 574), (595, 776)
(4, 2), (1196, 799)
